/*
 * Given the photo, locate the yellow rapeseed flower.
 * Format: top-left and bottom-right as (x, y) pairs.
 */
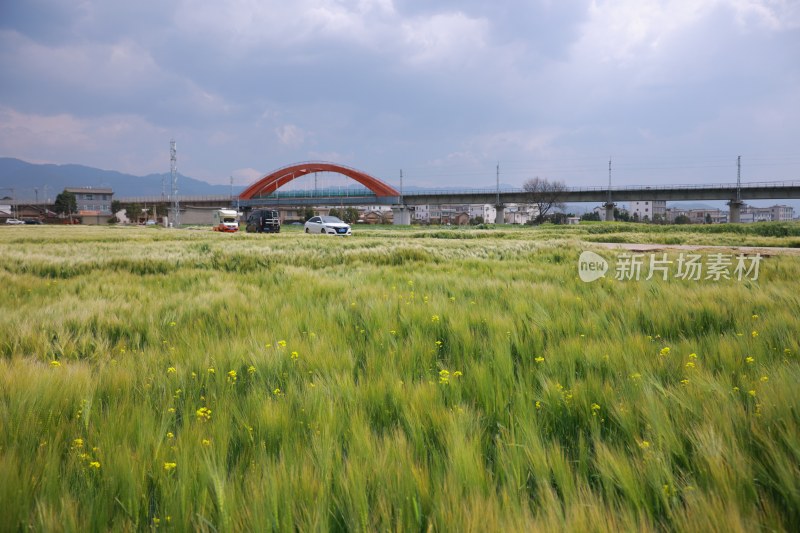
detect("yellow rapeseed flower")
(278, 340), (287, 347)
(207, 367), (216, 375)
(49, 360), (61, 367)
(291, 351), (299, 360)
(534, 356), (545, 363)
(639, 440), (651, 449)
(167, 367), (176, 374)
(163, 462), (177, 471)
(751, 330), (759, 338)
(227, 370), (237, 383)
(72, 438), (84, 449)
(196, 407), (212, 421)
(431, 315), (440, 323)
(685, 361), (695, 369)
(202, 439), (211, 447)
(167, 432), (174, 439)
(745, 356), (755, 364)
(247, 365), (256, 374)
(660, 347), (670, 356)
(89, 461), (101, 469)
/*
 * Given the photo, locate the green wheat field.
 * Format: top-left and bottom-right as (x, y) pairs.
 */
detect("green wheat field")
(1, 223), (799, 531)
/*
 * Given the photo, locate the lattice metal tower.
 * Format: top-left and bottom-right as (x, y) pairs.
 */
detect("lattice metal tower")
(170, 140), (179, 226)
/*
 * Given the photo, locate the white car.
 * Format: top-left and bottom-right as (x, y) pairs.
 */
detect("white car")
(304, 216), (352, 236)
(5, 218), (24, 225)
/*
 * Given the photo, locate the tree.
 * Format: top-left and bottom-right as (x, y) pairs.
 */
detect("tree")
(328, 208), (342, 219)
(674, 215), (691, 225)
(54, 191), (77, 219)
(303, 207), (315, 221)
(522, 177), (566, 224)
(581, 212), (601, 221)
(470, 215), (484, 225)
(342, 207), (360, 224)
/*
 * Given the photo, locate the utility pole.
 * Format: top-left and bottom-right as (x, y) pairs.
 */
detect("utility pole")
(496, 162), (500, 206)
(170, 140), (179, 227)
(603, 157), (615, 222)
(736, 155), (741, 203)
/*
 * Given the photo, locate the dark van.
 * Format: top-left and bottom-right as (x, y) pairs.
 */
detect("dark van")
(245, 209), (281, 233)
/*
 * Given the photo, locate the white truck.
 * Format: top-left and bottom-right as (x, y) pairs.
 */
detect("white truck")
(212, 209), (240, 232)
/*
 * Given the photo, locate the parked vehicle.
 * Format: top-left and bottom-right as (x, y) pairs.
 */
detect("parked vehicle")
(245, 209), (280, 233)
(304, 216), (352, 236)
(4, 218), (24, 225)
(213, 209), (240, 232)
(23, 219), (43, 225)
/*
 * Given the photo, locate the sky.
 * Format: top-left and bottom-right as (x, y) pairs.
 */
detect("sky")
(1, 0), (799, 193)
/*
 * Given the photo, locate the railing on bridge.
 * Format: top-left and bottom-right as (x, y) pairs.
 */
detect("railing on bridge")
(112, 179), (800, 205)
(400, 180), (800, 197)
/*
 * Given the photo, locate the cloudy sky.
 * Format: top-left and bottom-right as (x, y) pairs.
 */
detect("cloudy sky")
(1, 0), (799, 191)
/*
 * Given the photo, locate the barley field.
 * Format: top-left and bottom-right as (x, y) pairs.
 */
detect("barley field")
(1, 223), (799, 532)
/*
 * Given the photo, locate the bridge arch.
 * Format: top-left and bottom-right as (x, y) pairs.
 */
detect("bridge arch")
(239, 162), (399, 200)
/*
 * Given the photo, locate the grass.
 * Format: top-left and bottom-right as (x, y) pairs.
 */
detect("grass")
(1, 223), (799, 531)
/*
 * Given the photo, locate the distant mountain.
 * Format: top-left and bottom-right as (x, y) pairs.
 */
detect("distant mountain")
(0, 158), (234, 200)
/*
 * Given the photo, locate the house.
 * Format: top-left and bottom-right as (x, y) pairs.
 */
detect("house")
(454, 212), (470, 226)
(64, 187), (114, 224)
(362, 211), (388, 224)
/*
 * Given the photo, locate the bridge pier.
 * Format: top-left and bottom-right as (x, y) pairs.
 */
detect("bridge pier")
(392, 206), (412, 225)
(728, 200), (743, 223)
(495, 205), (505, 224)
(604, 202), (615, 222)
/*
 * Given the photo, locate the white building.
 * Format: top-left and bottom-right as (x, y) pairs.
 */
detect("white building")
(688, 209), (727, 224)
(740, 204), (794, 222)
(413, 205), (430, 222)
(629, 200), (666, 221)
(503, 204), (538, 224)
(468, 204), (497, 223)
(414, 204), (500, 223)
